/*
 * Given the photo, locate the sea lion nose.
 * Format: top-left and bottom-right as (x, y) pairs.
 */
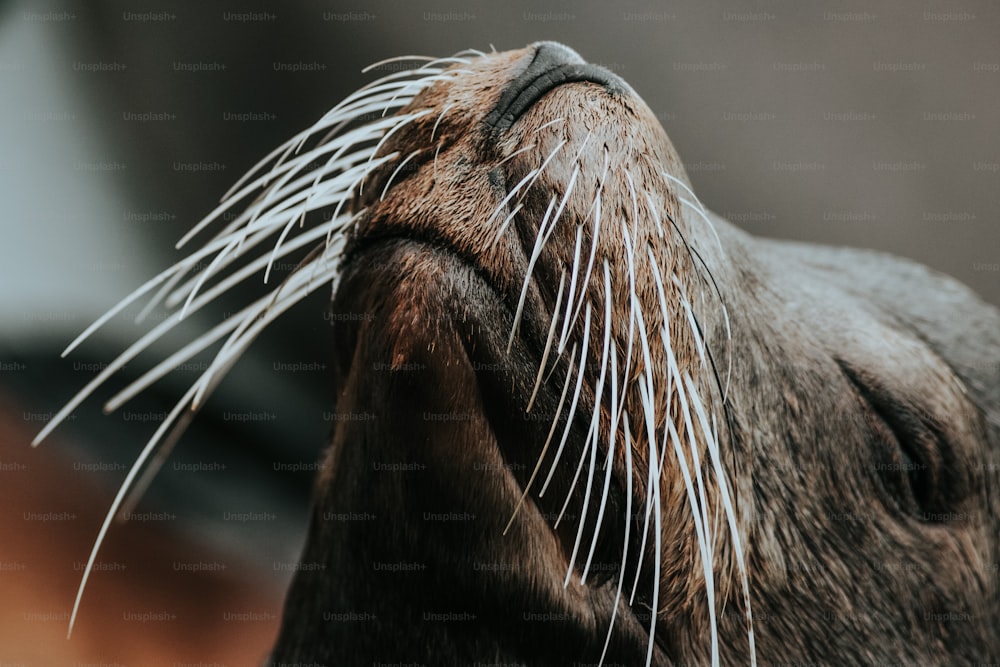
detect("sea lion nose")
(485, 41), (628, 133)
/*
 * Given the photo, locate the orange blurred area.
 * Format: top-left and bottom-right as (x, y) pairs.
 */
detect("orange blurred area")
(0, 395), (285, 666)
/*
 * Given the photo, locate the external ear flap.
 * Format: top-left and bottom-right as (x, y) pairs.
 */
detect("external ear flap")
(836, 357), (944, 518)
(833, 329), (975, 520)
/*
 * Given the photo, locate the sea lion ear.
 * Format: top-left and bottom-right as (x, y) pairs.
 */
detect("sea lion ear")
(833, 337), (977, 522)
(835, 357), (946, 519)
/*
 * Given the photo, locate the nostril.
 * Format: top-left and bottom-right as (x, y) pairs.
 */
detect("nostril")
(485, 43), (628, 134)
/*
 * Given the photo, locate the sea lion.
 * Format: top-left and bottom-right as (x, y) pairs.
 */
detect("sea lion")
(37, 42), (1000, 665)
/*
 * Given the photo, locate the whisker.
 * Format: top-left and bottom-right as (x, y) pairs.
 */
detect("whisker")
(507, 195), (558, 351)
(556, 223), (585, 354)
(357, 108), (434, 197)
(360, 54), (440, 73)
(540, 307), (591, 497)
(643, 190), (665, 238)
(558, 148), (609, 355)
(644, 381), (663, 667)
(188, 256), (340, 411)
(491, 137), (568, 238)
(562, 262), (612, 582)
(564, 159), (607, 343)
(686, 372), (756, 665)
(192, 105), (419, 249)
(532, 117), (565, 134)
(504, 341), (578, 535)
(430, 103), (455, 142)
(526, 271), (567, 413)
(599, 413), (633, 665)
(66, 382), (200, 639)
(506, 157), (581, 351)
(166, 155), (392, 310)
(581, 337), (620, 583)
(379, 149), (423, 202)
(659, 169), (725, 258)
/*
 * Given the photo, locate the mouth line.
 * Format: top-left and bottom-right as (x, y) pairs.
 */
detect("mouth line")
(485, 58), (627, 134)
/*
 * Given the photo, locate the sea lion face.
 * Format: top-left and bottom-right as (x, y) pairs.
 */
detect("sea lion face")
(39, 40), (998, 665)
(276, 42), (1000, 664)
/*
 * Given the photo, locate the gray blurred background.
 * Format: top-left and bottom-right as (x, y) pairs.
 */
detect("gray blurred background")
(0, 0), (997, 657)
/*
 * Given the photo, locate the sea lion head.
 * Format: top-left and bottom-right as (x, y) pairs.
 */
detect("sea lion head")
(38, 42), (1000, 665)
(281, 41), (1000, 664)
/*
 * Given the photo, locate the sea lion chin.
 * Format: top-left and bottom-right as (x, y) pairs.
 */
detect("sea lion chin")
(37, 42), (1000, 665)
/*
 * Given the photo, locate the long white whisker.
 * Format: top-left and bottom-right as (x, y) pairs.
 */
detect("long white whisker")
(263, 211), (307, 286)
(189, 256), (340, 410)
(557, 223), (585, 354)
(562, 262), (612, 580)
(540, 306), (591, 496)
(357, 108), (434, 197)
(52, 269), (170, 360)
(585, 217), (639, 585)
(218, 82), (419, 202)
(506, 155), (581, 351)
(40, 216), (342, 442)
(180, 236), (241, 319)
(491, 137), (568, 239)
(489, 168), (541, 228)
(686, 373), (756, 666)
(360, 55), (439, 73)
(379, 70), (473, 118)
(510, 134), (567, 206)
(581, 337), (619, 583)
(599, 413), (633, 665)
(496, 143), (537, 167)
(626, 263), (660, 603)
(643, 190), (666, 238)
(507, 195), (558, 351)
(504, 341), (578, 535)
(561, 404), (600, 583)
(165, 156), (391, 309)
(645, 385), (663, 667)
(646, 245), (720, 664)
(526, 271), (566, 413)
(659, 168), (725, 260)
(558, 149), (610, 356)
(379, 149), (423, 202)
(675, 367), (719, 665)
(430, 104), (455, 143)
(532, 117), (565, 134)
(66, 382), (199, 639)
(567, 174), (603, 337)
(187, 108), (417, 249)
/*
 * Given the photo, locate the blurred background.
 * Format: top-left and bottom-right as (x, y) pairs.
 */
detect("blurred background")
(1, 0), (997, 663)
